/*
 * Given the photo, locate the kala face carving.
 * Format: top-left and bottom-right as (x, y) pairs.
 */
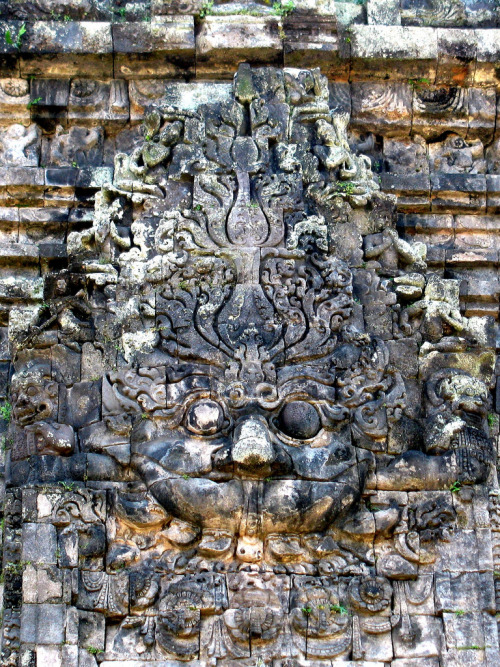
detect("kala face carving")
(5, 65), (496, 665)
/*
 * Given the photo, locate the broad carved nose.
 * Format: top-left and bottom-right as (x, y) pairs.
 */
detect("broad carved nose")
(232, 417), (275, 469)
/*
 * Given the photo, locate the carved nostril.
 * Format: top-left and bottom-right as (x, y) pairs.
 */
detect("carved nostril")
(232, 418), (274, 468)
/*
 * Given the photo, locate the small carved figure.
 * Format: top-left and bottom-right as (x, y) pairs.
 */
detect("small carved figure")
(377, 370), (493, 490)
(0, 123), (40, 167)
(364, 227), (427, 275)
(11, 367), (74, 458)
(429, 133), (486, 174)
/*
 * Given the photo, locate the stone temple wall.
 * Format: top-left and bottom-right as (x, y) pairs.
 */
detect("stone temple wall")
(0, 2), (499, 667)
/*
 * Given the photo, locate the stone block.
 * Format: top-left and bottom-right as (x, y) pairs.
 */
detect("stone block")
(468, 87), (496, 142)
(19, 23), (113, 78)
(445, 247), (498, 268)
(393, 615), (443, 658)
(412, 86), (469, 139)
(36, 646), (62, 667)
(435, 571), (496, 613)
(59, 527), (79, 568)
(23, 564), (63, 603)
(485, 174), (500, 213)
(61, 644), (78, 667)
(283, 16), (344, 75)
(381, 173), (430, 212)
(436, 28), (477, 86)
(78, 609), (105, 652)
(113, 16), (195, 78)
(0, 274), (43, 302)
(20, 603), (66, 645)
(21, 522), (57, 565)
(46, 125), (104, 167)
(387, 338), (419, 377)
(59, 380), (101, 428)
(0, 166), (45, 205)
(349, 25), (438, 81)
(474, 28), (500, 85)
(367, 0), (401, 25)
(152, 0), (203, 13)
(431, 173), (486, 213)
(197, 16), (282, 78)
(391, 660), (439, 667)
(69, 79), (129, 127)
(23, 21), (112, 55)
(0, 78), (29, 124)
(18, 206), (68, 244)
(351, 82), (412, 134)
(443, 611), (486, 651)
(31, 79), (69, 108)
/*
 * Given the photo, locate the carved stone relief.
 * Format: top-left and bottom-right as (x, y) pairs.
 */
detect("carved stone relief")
(2, 64), (498, 665)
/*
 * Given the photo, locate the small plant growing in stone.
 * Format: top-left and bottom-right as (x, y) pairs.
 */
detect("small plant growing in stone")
(272, 1), (295, 17)
(330, 603), (348, 615)
(5, 22), (26, 50)
(72, 161), (78, 168)
(365, 500), (380, 512)
(199, 0), (214, 18)
(487, 413), (499, 427)
(27, 97), (42, 110)
(5, 560), (31, 575)
(301, 606), (312, 615)
(336, 181), (356, 195)
(60, 481), (75, 491)
(0, 401), (12, 423)
(86, 646), (104, 655)
(455, 609), (465, 616)
(450, 481), (461, 493)
(408, 77), (431, 88)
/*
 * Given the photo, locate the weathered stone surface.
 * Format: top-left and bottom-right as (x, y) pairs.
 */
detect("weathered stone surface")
(0, 62), (497, 667)
(197, 16), (282, 77)
(0, 8), (498, 665)
(113, 16), (195, 78)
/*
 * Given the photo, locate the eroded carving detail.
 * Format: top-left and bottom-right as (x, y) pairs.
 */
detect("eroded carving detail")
(5, 65), (497, 664)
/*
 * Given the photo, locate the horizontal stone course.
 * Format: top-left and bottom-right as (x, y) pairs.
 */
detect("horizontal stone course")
(0, 20), (497, 82)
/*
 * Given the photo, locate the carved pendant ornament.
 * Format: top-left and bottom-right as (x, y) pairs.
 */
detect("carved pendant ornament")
(3, 65), (498, 665)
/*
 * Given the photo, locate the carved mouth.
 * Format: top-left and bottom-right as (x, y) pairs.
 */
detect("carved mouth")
(16, 410), (38, 426)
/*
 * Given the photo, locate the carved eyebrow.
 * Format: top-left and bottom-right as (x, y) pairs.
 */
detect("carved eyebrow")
(166, 376), (212, 408)
(277, 378), (336, 403)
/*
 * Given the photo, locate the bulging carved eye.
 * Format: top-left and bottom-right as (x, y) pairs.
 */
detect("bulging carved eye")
(185, 400), (224, 436)
(277, 401), (321, 440)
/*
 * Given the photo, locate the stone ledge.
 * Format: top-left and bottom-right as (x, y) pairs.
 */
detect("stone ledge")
(0, 21), (112, 54)
(0, 21), (498, 83)
(196, 16), (283, 78)
(113, 16), (195, 78)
